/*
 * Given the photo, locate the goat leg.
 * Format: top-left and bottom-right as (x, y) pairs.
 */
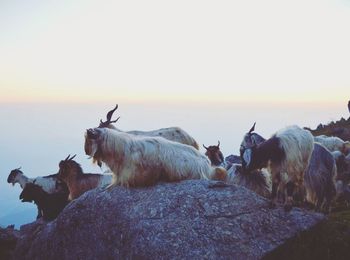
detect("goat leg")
(270, 180), (279, 208)
(284, 181), (295, 211)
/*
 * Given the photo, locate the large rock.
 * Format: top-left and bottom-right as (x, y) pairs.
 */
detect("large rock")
(14, 180), (324, 259)
(0, 225), (19, 259)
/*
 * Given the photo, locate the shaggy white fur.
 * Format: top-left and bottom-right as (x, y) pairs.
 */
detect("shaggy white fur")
(99, 105), (199, 149)
(226, 163), (272, 198)
(304, 142), (337, 212)
(108, 125), (199, 150)
(314, 135), (350, 155)
(84, 128), (226, 188)
(273, 125), (314, 185)
(241, 125), (314, 209)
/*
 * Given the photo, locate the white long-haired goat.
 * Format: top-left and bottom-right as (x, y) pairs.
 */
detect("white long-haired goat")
(314, 135), (350, 155)
(241, 125), (314, 210)
(98, 104), (199, 150)
(84, 127), (226, 188)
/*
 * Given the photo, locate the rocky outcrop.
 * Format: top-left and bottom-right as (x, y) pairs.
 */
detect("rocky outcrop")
(306, 117), (350, 141)
(0, 225), (19, 259)
(14, 180), (324, 259)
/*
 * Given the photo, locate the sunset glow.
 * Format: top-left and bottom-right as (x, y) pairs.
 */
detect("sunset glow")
(0, 0), (349, 104)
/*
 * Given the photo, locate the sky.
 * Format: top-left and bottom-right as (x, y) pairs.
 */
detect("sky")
(0, 0), (349, 104)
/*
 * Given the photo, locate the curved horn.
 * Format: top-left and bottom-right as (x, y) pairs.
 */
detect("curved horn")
(217, 141), (220, 147)
(248, 122), (256, 134)
(99, 104), (120, 127)
(203, 144), (209, 150)
(106, 104), (118, 121)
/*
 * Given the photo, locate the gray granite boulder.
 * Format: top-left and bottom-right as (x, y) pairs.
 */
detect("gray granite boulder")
(14, 180), (324, 259)
(0, 225), (19, 259)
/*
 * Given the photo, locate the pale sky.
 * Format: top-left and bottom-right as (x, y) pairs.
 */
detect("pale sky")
(0, 0), (349, 103)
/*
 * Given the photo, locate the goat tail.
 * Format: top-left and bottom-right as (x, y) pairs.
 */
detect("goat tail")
(210, 167), (227, 181)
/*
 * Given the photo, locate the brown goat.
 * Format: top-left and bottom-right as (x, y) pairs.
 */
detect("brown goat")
(58, 155), (112, 200)
(203, 141), (224, 167)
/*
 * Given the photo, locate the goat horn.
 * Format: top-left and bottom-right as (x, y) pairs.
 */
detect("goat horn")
(106, 104), (118, 121)
(203, 144), (208, 150)
(65, 154), (71, 161)
(110, 116), (120, 124)
(99, 104), (119, 127)
(70, 154), (77, 161)
(248, 122), (256, 134)
(217, 141), (220, 147)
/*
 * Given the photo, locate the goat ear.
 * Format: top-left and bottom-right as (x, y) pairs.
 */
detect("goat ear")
(242, 149), (252, 167)
(248, 122), (256, 134)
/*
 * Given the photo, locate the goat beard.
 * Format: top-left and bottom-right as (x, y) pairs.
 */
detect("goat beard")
(93, 158), (103, 168)
(92, 149), (103, 168)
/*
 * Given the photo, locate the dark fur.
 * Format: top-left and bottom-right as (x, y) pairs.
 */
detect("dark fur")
(240, 132), (266, 154)
(242, 136), (285, 171)
(19, 183), (69, 221)
(239, 123), (266, 156)
(7, 168), (22, 183)
(204, 144), (224, 166)
(335, 154), (350, 183)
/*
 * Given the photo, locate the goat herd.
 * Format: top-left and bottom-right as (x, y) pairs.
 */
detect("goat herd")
(6, 105), (350, 222)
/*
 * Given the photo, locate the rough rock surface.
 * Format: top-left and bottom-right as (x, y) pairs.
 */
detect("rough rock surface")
(14, 180), (324, 259)
(0, 225), (19, 259)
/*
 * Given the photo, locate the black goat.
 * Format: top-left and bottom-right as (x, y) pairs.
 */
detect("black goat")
(19, 183), (69, 221)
